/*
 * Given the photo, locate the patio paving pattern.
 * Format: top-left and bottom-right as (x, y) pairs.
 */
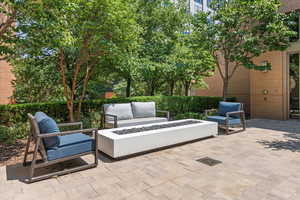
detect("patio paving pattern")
(1, 119), (300, 200)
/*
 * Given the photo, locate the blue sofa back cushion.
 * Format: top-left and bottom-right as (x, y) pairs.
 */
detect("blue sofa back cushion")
(35, 112), (60, 149)
(218, 102), (241, 117)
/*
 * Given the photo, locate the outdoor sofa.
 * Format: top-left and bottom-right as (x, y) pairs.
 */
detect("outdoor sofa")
(205, 101), (246, 134)
(102, 102), (170, 128)
(24, 112), (98, 183)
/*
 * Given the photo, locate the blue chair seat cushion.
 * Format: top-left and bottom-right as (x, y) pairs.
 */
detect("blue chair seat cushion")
(207, 116), (241, 125)
(35, 112), (60, 148)
(218, 102), (241, 116)
(46, 133), (94, 161)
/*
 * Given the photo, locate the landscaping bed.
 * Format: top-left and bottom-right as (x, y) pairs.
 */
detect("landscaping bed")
(0, 139), (28, 167)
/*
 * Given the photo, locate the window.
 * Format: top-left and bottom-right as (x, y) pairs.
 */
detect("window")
(194, 4), (202, 12)
(288, 12), (300, 42)
(207, 0), (212, 7)
(207, 0), (225, 8)
(194, 0), (203, 3)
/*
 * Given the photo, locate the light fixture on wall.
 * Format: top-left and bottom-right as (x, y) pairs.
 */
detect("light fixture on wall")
(262, 89), (269, 95)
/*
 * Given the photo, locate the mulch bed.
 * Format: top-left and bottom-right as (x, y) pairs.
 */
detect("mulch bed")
(0, 139), (29, 167)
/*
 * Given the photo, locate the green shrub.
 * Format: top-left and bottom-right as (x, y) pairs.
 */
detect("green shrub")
(0, 96), (235, 143)
(0, 122), (29, 144)
(174, 112), (205, 120)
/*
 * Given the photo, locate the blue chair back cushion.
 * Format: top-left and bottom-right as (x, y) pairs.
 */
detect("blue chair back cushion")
(46, 133), (93, 161)
(35, 112), (60, 148)
(218, 102), (241, 117)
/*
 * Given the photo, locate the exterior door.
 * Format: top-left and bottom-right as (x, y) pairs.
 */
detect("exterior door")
(289, 53), (300, 119)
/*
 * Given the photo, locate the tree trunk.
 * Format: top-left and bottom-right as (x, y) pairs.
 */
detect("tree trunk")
(223, 79), (229, 101)
(223, 60), (230, 101)
(184, 85), (189, 96)
(76, 66), (92, 121)
(169, 81), (175, 96)
(67, 100), (75, 122)
(126, 77), (131, 97)
(184, 81), (190, 96)
(59, 48), (75, 122)
(150, 86), (155, 96)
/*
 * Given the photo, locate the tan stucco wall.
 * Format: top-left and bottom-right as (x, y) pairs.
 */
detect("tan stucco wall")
(280, 0), (300, 13)
(0, 60), (14, 104)
(250, 51), (287, 120)
(194, 64), (251, 114)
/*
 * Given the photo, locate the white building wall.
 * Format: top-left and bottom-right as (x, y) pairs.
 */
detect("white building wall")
(173, 0), (209, 14)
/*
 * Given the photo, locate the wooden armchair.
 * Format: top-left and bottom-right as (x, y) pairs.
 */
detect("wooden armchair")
(23, 113), (98, 183)
(205, 102), (246, 134)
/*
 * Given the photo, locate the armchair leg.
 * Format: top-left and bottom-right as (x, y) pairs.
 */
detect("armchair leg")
(23, 134), (32, 166)
(29, 138), (40, 182)
(225, 125), (230, 135)
(242, 114), (246, 131)
(94, 130), (99, 166)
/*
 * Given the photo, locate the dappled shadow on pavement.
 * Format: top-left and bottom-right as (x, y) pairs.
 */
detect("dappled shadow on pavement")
(258, 139), (300, 152)
(247, 119), (300, 134)
(5, 158), (89, 183)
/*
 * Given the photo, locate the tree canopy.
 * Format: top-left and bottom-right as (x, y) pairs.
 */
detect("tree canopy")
(13, 0), (140, 121)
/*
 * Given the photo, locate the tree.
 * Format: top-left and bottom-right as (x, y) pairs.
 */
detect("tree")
(167, 35), (215, 96)
(0, 0), (29, 59)
(12, 56), (63, 103)
(162, 63), (180, 96)
(136, 0), (189, 95)
(192, 0), (296, 99)
(13, 0), (139, 121)
(108, 50), (141, 97)
(137, 59), (166, 96)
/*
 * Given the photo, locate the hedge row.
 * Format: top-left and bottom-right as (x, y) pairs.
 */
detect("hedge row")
(0, 96), (235, 126)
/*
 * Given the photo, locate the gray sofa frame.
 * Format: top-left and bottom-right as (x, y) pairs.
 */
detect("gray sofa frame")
(23, 113), (98, 183)
(101, 106), (170, 129)
(205, 103), (246, 134)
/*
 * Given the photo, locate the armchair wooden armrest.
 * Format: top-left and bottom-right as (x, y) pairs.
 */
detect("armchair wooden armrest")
(225, 110), (246, 131)
(157, 110), (170, 120)
(38, 128), (98, 138)
(225, 110), (245, 117)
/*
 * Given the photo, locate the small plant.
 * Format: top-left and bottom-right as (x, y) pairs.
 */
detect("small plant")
(82, 111), (102, 129)
(0, 122), (29, 144)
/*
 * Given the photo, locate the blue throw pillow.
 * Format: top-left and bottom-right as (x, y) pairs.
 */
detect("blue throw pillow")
(35, 112), (60, 149)
(218, 102), (241, 116)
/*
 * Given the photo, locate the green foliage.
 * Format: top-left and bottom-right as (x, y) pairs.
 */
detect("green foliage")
(0, 123), (29, 144)
(0, 0), (26, 58)
(166, 34), (215, 95)
(0, 96), (235, 143)
(7, 0), (141, 121)
(174, 112), (205, 120)
(134, 0), (197, 96)
(12, 57), (64, 103)
(0, 96), (235, 125)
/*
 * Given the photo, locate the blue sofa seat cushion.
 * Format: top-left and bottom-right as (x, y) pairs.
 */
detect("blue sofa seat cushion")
(207, 116), (241, 125)
(35, 112), (60, 148)
(218, 102), (241, 117)
(46, 133), (93, 161)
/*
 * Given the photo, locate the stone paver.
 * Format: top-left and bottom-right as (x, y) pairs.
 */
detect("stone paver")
(1, 119), (300, 200)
